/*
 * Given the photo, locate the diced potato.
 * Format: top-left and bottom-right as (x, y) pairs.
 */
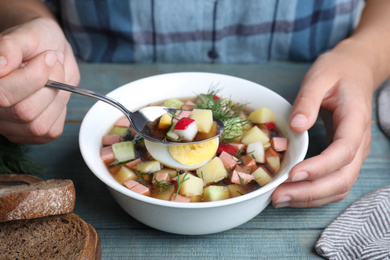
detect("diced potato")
(241, 126), (270, 145)
(196, 121), (218, 140)
(151, 185), (175, 201)
(188, 194), (202, 202)
(252, 166), (273, 186)
(248, 107), (275, 124)
(227, 184), (246, 198)
(196, 157), (228, 184)
(203, 186), (229, 202)
(266, 156), (280, 173)
(246, 141), (265, 163)
(134, 161), (161, 173)
(191, 109), (213, 133)
(158, 113), (173, 129)
(156, 168), (178, 178)
(115, 166), (138, 184)
(178, 173), (204, 196)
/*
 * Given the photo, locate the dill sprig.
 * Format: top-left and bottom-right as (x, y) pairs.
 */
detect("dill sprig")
(153, 175), (171, 194)
(196, 88), (250, 143)
(0, 135), (40, 175)
(175, 172), (189, 199)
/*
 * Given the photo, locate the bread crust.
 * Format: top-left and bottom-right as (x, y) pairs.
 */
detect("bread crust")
(0, 213), (102, 260)
(0, 174), (43, 188)
(0, 179), (76, 222)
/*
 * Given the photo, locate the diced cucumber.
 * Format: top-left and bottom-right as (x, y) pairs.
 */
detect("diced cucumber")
(166, 123), (180, 141)
(163, 98), (184, 109)
(112, 141), (135, 163)
(195, 94), (213, 108)
(108, 126), (129, 137)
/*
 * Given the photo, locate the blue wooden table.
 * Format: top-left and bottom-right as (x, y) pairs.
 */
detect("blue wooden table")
(27, 63), (390, 259)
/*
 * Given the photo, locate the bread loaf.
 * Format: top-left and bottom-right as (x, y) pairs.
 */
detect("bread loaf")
(0, 213), (101, 260)
(0, 178), (75, 222)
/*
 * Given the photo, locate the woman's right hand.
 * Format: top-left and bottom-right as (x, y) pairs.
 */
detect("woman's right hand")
(0, 17), (80, 144)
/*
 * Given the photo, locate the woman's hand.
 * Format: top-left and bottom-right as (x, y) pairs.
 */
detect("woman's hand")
(272, 42), (374, 208)
(272, 0), (390, 208)
(0, 17), (80, 144)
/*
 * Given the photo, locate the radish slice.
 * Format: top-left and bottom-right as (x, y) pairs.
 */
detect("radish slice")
(174, 118), (198, 142)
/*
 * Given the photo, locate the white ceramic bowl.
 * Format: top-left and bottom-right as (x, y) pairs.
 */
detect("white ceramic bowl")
(79, 72), (308, 235)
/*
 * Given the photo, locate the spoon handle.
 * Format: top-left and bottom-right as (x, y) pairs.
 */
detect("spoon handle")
(45, 80), (132, 121)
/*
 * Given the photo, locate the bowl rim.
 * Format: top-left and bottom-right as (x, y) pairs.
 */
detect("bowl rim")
(79, 72), (308, 209)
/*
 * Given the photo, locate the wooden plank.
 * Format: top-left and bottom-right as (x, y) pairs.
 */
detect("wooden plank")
(23, 63), (390, 259)
(98, 229), (323, 259)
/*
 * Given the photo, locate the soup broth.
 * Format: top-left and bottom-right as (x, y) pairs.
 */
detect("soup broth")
(100, 90), (288, 203)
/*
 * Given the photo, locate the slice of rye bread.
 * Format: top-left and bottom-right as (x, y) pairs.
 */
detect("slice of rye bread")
(0, 174), (43, 188)
(0, 213), (101, 260)
(0, 178), (75, 222)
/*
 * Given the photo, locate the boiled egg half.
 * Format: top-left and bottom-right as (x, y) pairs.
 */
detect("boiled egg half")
(144, 138), (219, 171)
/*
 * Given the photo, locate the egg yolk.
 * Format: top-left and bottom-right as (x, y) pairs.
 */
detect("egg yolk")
(168, 139), (218, 166)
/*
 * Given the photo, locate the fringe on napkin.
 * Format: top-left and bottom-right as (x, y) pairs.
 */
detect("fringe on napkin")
(315, 185), (390, 260)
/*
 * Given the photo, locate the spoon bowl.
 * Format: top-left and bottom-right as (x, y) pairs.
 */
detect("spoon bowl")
(45, 80), (224, 145)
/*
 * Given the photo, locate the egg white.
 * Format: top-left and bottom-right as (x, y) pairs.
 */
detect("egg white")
(144, 139), (218, 171)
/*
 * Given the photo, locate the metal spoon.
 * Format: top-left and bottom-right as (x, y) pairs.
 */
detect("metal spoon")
(45, 80), (224, 145)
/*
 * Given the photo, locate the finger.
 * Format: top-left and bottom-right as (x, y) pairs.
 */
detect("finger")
(0, 91), (69, 139)
(62, 42), (81, 86)
(289, 95), (371, 182)
(0, 34), (24, 77)
(272, 127), (370, 208)
(289, 61), (338, 133)
(0, 19), (61, 77)
(4, 108), (68, 144)
(0, 87), (59, 122)
(0, 50), (59, 108)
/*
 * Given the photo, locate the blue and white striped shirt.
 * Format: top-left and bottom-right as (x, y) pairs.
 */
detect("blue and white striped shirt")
(45, 0), (363, 63)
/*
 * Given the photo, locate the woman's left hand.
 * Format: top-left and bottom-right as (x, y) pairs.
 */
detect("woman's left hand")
(272, 42), (374, 208)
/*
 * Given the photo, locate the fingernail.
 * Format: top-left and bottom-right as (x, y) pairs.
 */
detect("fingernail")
(56, 51), (65, 65)
(275, 196), (291, 204)
(45, 51), (57, 67)
(291, 114), (308, 127)
(292, 171), (308, 182)
(0, 56), (7, 69)
(274, 202), (290, 208)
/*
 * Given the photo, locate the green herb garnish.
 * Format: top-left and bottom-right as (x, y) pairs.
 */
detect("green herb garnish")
(153, 175), (171, 194)
(175, 172), (189, 199)
(196, 88), (250, 143)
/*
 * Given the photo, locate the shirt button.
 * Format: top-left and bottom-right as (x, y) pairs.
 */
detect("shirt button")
(208, 50), (219, 60)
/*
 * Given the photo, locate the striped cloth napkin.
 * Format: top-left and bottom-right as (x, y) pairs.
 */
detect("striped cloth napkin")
(315, 185), (390, 260)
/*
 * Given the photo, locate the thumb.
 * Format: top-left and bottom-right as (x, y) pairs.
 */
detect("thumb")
(0, 35), (24, 77)
(290, 65), (335, 133)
